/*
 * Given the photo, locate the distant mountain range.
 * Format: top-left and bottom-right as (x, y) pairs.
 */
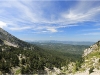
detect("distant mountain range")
(29, 40), (95, 45)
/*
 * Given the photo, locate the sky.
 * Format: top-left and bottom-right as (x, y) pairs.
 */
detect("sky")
(0, 0), (100, 42)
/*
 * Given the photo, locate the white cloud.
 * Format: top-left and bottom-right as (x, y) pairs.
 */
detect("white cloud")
(62, 6), (100, 23)
(61, 1), (100, 28)
(10, 26), (31, 31)
(47, 28), (57, 32)
(0, 1), (100, 33)
(0, 21), (7, 28)
(63, 10), (79, 20)
(42, 31), (48, 33)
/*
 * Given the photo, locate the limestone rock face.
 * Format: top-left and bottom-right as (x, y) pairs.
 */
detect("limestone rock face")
(78, 41), (100, 75)
(83, 43), (98, 57)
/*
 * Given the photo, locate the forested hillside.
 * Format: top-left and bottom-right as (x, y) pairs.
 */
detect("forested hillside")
(0, 44), (82, 74)
(31, 43), (89, 55)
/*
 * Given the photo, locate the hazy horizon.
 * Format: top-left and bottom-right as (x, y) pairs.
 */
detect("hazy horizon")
(25, 39), (96, 42)
(0, 1), (100, 42)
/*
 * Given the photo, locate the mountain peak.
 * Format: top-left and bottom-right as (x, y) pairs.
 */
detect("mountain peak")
(0, 28), (31, 48)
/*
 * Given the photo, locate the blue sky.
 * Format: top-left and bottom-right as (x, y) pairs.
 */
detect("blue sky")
(0, 0), (100, 42)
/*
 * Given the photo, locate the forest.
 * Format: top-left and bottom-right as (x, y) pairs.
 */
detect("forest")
(0, 44), (84, 74)
(31, 42), (89, 55)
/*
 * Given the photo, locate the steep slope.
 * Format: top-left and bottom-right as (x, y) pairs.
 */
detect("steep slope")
(71, 41), (100, 75)
(0, 28), (73, 74)
(59, 41), (100, 75)
(81, 41), (100, 74)
(0, 28), (31, 48)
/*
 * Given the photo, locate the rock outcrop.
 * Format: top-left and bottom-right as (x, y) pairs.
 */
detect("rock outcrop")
(76, 41), (100, 75)
(83, 44), (98, 57)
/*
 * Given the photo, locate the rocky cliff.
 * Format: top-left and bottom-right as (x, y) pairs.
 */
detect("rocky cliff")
(59, 41), (100, 75)
(74, 41), (100, 75)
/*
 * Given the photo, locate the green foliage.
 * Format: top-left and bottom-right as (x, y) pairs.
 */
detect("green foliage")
(0, 45), (76, 74)
(89, 67), (94, 74)
(21, 58), (26, 65)
(15, 69), (21, 74)
(0, 43), (83, 74)
(33, 43), (89, 55)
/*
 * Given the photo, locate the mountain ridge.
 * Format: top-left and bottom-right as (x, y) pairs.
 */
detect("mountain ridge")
(30, 40), (94, 45)
(0, 28), (31, 48)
